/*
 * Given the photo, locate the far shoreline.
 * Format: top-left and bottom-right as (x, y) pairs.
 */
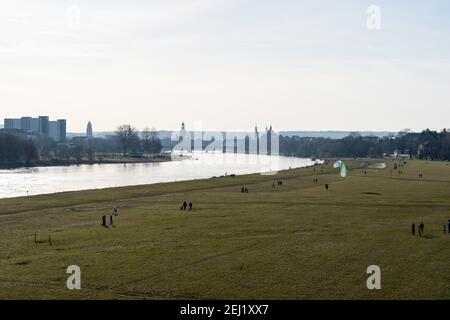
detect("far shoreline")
(0, 154), (172, 170)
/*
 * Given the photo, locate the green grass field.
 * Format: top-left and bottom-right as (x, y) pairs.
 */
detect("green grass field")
(1, 159), (450, 300)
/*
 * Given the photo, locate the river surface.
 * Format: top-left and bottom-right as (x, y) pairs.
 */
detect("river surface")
(0, 152), (319, 199)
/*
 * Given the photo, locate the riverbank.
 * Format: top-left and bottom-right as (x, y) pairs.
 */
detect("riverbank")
(1, 159), (450, 299)
(0, 154), (172, 170)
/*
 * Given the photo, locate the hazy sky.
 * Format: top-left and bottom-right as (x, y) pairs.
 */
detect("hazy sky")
(1, 0), (450, 132)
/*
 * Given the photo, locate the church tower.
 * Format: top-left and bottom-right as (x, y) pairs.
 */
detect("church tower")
(86, 121), (93, 138)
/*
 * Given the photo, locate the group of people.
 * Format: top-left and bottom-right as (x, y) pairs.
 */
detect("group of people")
(411, 222), (425, 237)
(273, 180), (284, 188)
(312, 178), (319, 183)
(418, 173), (424, 178)
(180, 201), (193, 211)
(393, 162), (407, 170)
(241, 187), (249, 193)
(411, 221), (450, 236)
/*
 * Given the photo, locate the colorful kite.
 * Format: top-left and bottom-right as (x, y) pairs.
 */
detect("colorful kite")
(333, 160), (348, 177)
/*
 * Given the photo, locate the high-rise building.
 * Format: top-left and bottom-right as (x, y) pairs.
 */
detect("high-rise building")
(4, 118), (21, 130)
(48, 120), (66, 143)
(3, 116), (66, 142)
(38, 116), (49, 135)
(30, 118), (40, 132)
(49, 121), (59, 141)
(57, 119), (66, 142)
(20, 117), (31, 132)
(86, 121), (93, 138)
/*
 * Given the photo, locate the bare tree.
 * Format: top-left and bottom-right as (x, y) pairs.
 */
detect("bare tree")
(142, 127), (162, 157)
(71, 144), (84, 164)
(149, 130), (162, 155)
(86, 138), (96, 163)
(56, 144), (71, 163)
(116, 125), (139, 157)
(96, 152), (106, 162)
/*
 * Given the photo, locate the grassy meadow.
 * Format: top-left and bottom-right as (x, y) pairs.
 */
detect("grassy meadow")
(1, 159), (450, 300)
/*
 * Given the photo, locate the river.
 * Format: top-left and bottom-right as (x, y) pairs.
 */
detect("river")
(0, 152), (319, 199)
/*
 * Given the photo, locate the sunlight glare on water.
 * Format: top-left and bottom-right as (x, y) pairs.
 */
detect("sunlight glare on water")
(0, 152), (320, 199)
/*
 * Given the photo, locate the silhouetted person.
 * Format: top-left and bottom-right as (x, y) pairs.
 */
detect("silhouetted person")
(183, 201), (187, 211)
(245, 187), (248, 193)
(189, 202), (192, 211)
(102, 215), (107, 227)
(444, 225), (446, 235)
(241, 187), (245, 193)
(325, 184), (329, 190)
(110, 215), (114, 227)
(412, 223), (415, 236)
(273, 183), (275, 188)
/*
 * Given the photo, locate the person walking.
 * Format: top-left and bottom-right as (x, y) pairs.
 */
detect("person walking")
(418, 222), (424, 237)
(183, 201), (187, 211)
(412, 223), (416, 236)
(189, 202), (192, 211)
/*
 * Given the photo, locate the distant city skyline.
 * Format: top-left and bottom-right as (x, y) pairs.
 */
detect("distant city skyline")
(1, 1), (450, 132)
(3, 115), (66, 142)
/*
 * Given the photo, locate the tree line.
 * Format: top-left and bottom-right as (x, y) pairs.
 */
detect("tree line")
(279, 129), (450, 161)
(0, 132), (39, 165)
(0, 124), (163, 166)
(3, 127), (450, 166)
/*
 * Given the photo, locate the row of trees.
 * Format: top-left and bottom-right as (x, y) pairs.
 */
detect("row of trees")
(279, 129), (450, 161)
(0, 124), (163, 166)
(61, 125), (163, 163)
(115, 125), (163, 157)
(0, 133), (39, 165)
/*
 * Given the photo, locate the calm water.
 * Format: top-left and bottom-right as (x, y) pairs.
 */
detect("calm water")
(0, 153), (319, 199)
